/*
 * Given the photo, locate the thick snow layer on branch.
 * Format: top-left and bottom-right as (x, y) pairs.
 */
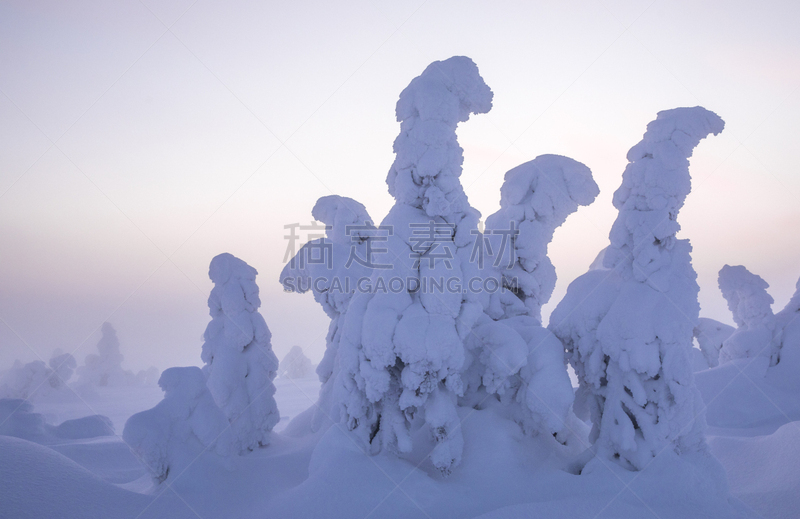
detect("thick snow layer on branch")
(123, 367), (233, 483)
(717, 265), (779, 365)
(202, 253), (279, 453)
(693, 318), (735, 368)
(332, 56), (492, 474)
(280, 195), (374, 431)
(551, 107), (723, 471)
(485, 154), (599, 323)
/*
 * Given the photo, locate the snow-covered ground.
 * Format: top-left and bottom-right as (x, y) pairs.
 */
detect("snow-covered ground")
(1, 364), (798, 518)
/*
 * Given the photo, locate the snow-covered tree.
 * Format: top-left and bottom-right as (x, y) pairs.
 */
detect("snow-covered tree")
(693, 318), (734, 368)
(717, 265), (779, 365)
(0, 360), (51, 399)
(550, 107), (724, 470)
(460, 155), (598, 440)
(280, 195), (374, 430)
(123, 367), (233, 484)
(202, 253), (279, 453)
(279, 346), (314, 379)
(76, 322), (129, 387)
(48, 350), (77, 388)
(333, 56), (492, 474)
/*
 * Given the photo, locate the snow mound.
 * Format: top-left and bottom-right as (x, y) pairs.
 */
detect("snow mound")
(694, 317), (735, 368)
(55, 415), (115, 440)
(123, 366), (234, 484)
(0, 435), (151, 518)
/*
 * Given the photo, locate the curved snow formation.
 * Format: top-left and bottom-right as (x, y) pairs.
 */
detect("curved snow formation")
(335, 56), (492, 474)
(550, 107), (724, 470)
(484, 154), (599, 323)
(202, 253), (279, 453)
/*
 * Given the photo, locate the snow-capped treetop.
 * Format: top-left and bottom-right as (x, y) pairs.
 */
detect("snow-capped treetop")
(387, 56), (493, 217)
(485, 154), (599, 321)
(312, 195), (374, 244)
(604, 107), (724, 285)
(718, 265), (774, 329)
(208, 253), (261, 317)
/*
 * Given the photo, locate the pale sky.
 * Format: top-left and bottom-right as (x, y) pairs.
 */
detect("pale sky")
(1, 0), (799, 373)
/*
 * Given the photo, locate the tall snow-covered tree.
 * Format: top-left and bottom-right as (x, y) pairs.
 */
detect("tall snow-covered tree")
(550, 107), (724, 470)
(333, 56), (492, 474)
(280, 195), (374, 431)
(202, 253), (279, 453)
(717, 264), (779, 365)
(460, 155), (598, 439)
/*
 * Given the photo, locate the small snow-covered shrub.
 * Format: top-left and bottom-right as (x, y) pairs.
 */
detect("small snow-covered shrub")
(551, 107), (724, 470)
(202, 253), (279, 453)
(123, 367), (233, 484)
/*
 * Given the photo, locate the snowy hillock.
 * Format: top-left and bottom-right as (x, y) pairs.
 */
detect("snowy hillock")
(123, 367), (233, 484)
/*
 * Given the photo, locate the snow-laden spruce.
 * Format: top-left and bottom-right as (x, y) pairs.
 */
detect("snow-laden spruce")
(717, 265), (780, 365)
(202, 253), (279, 453)
(76, 323), (127, 387)
(460, 155), (598, 439)
(693, 318), (734, 368)
(279, 346), (314, 379)
(550, 107), (724, 471)
(280, 195), (374, 431)
(0, 350), (78, 399)
(123, 367), (233, 484)
(333, 56), (492, 474)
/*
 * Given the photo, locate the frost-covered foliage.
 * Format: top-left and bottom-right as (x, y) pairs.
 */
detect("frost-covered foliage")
(693, 318), (734, 368)
(484, 154), (600, 323)
(717, 265), (779, 365)
(123, 367), (233, 484)
(202, 253), (279, 453)
(0, 360), (52, 399)
(550, 107), (724, 470)
(280, 195), (374, 430)
(0, 349), (78, 399)
(332, 56), (492, 474)
(279, 346), (314, 379)
(459, 155), (598, 441)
